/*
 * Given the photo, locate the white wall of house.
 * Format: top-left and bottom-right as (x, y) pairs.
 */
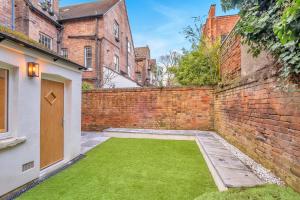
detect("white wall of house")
(103, 67), (140, 88)
(0, 40), (82, 196)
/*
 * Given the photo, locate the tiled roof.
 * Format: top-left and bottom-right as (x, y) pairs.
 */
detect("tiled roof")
(135, 47), (150, 59)
(59, 0), (120, 21)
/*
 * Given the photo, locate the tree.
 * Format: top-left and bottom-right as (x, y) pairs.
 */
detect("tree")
(158, 51), (181, 87)
(221, 0), (300, 83)
(168, 17), (221, 86)
(170, 38), (221, 86)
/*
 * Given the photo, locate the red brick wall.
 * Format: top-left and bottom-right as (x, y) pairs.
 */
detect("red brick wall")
(214, 68), (300, 192)
(202, 5), (239, 43)
(82, 87), (214, 131)
(220, 33), (241, 82)
(15, 0), (59, 52)
(0, 0), (12, 28)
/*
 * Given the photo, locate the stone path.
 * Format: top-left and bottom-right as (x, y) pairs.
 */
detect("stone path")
(196, 132), (264, 189)
(81, 132), (110, 154)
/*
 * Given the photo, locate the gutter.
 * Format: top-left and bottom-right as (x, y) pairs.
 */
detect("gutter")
(0, 32), (85, 70)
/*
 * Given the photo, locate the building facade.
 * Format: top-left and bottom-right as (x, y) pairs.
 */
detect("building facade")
(0, 21), (82, 198)
(1, 0), (140, 88)
(135, 46), (157, 86)
(60, 0), (139, 88)
(202, 4), (240, 43)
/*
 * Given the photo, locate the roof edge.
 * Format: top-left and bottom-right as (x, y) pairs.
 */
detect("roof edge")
(0, 28), (85, 70)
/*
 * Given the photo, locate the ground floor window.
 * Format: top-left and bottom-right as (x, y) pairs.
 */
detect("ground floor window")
(114, 55), (120, 72)
(0, 68), (8, 133)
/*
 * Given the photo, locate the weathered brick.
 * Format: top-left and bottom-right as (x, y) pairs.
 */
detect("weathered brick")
(82, 87), (214, 131)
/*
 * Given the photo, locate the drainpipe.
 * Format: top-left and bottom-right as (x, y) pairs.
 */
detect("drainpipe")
(11, 0), (15, 30)
(95, 16), (103, 88)
(95, 17), (100, 88)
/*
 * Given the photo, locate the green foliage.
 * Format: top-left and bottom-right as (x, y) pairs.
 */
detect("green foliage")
(82, 81), (94, 91)
(221, 0), (300, 83)
(194, 184), (300, 200)
(170, 38), (221, 86)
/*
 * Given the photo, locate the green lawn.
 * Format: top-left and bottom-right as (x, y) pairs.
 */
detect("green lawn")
(19, 138), (217, 200)
(195, 184), (300, 200)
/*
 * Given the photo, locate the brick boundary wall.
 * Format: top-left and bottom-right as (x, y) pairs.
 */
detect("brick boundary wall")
(214, 67), (300, 192)
(82, 87), (214, 131)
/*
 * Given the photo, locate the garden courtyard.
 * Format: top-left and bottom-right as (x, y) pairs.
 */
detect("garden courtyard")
(17, 131), (300, 200)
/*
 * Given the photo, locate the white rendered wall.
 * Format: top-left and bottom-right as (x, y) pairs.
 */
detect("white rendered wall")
(103, 67), (140, 88)
(0, 41), (82, 196)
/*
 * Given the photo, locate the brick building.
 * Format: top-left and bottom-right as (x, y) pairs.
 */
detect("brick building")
(0, 0), (140, 88)
(202, 4), (239, 43)
(60, 0), (138, 88)
(15, 0), (62, 52)
(135, 46), (157, 86)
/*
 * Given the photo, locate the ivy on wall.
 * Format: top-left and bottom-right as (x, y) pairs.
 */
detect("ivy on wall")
(222, 0), (300, 83)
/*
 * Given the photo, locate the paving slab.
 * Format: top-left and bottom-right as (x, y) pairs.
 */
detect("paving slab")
(196, 133), (264, 188)
(81, 132), (110, 154)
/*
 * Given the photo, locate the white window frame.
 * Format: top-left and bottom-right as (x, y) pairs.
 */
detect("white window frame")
(39, 32), (53, 50)
(127, 40), (131, 53)
(113, 20), (120, 41)
(114, 55), (120, 72)
(0, 65), (14, 140)
(127, 65), (132, 77)
(61, 48), (68, 58)
(84, 46), (92, 70)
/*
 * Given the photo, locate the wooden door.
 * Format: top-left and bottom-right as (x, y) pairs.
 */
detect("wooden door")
(40, 79), (64, 169)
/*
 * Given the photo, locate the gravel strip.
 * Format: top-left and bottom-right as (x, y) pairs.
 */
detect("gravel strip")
(209, 132), (284, 185)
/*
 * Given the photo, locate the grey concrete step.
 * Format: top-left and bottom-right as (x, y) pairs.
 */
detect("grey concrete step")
(196, 133), (264, 188)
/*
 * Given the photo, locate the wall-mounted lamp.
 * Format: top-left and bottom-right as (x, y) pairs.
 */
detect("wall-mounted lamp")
(27, 62), (39, 77)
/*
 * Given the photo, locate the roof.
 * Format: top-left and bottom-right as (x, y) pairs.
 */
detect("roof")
(135, 47), (150, 59)
(0, 26), (84, 70)
(59, 0), (120, 21)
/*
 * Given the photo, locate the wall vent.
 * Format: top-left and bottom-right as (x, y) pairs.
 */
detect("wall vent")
(22, 161), (34, 172)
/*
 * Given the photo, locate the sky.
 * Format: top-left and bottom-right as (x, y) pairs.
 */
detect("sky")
(60, 0), (238, 59)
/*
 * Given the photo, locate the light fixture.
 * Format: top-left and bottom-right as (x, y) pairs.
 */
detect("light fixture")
(27, 62), (39, 77)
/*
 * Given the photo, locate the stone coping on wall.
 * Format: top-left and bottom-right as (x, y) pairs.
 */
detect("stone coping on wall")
(83, 86), (214, 93)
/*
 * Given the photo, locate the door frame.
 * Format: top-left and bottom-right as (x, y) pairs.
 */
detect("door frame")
(40, 75), (66, 170)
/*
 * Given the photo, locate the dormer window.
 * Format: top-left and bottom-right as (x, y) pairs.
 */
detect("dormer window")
(39, 0), (54, 16)
(113, 20), (119, 42)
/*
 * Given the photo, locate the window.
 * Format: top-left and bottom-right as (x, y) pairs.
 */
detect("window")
(84, 46), (92, 69)
(61, 48), (68, 58)
(114, 55), (119, 72)
(136, 73), (142, 83)
(127, 65), (131, 77)
(113, 20), (119, 41)
(39, 33), (52, 49)
(0, 68), (8, 133)
(127, 40), (131, 53)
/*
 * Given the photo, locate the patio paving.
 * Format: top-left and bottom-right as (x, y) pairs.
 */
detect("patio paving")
(81, 132), (110, 154)
(196, 132), (264, 188)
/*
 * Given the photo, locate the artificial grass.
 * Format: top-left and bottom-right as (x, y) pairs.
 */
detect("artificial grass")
(195, 184), (300, 200)
(19, 138), (217, 200)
